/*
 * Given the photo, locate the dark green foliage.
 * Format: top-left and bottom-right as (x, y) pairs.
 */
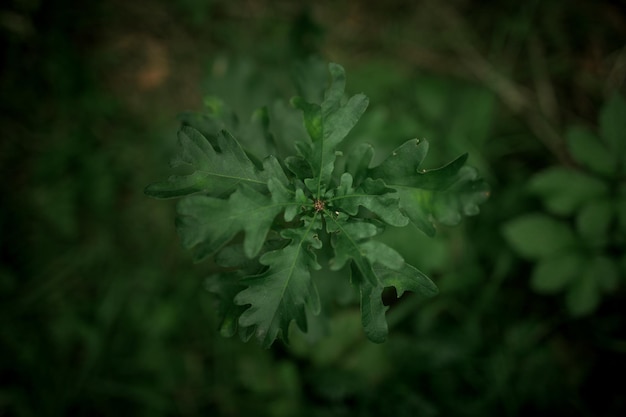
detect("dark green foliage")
(146, 63), (488, 347)
(503, 94), (626, 316)
(5, 1), (626, 416)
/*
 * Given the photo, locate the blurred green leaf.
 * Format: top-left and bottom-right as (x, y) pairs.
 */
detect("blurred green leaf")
(566, 267), (600, 316)
(205, 273), (250, 338)
(266, 100), (309, 158)
(592, 256), (620, 292)
(599, 93), (626, 163)
(528, 167), (608, 215)
(566, 126), (616, 176)
(531, 253), (581, 294)
(289, 310), (363, 365)
(430, 165), (490, 225)
(503, 213), (577, 259)
(293, 57), (328, 104)
(307, 367), (363, 402)
(576, 199), (613, 246)
(445, 85), (496, 151)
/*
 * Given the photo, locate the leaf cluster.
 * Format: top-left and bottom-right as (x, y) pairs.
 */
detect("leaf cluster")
(503, 93), (626, 316)
(146, 63), (489, 347)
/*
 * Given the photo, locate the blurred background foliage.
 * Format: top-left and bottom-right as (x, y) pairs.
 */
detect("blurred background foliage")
(1, 0), (625, 416)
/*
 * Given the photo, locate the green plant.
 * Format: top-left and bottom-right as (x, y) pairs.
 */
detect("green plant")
(503, 93), (626, 316)
(145, 62), (488, 347)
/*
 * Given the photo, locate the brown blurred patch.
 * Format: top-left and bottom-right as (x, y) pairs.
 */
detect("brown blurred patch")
(105, 33), (170, 92)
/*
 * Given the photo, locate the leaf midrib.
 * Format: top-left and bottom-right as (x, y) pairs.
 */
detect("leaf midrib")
(268, 213), (319, 336)
(197, 169), (266, 185)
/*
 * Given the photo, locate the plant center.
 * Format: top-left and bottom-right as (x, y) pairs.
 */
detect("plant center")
(313, 199), (325, 212)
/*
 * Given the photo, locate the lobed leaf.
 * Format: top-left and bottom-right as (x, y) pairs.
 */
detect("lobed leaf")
(345, 143), (375, 187)
(359, 263), (438, 343)
(428, 165), (490, 225)
(370, 139), (489, 236)
(234, 217), (324, 348)
(368, 138), (429, 186)
(325, 214), (403, 286)
(176, 175), (297, 261)
(292, 63), (369, 197)
(145, 126), (278, 199)
(268, 177), (309, 222)
(214, 240), (285, 272)
(205, 273), (250, 338)
(331, 173), (408, 227)
(176, 188), (272, 261)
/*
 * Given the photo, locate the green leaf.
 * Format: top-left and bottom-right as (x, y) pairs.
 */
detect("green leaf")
(325, 215), (404, 286)
(359, 263), (438, 343)
(331, 173), (408, 227)
(284, 147), (314, 179)
(393, 187), (437, 237)
(502, 213), (577, 259)
(176, 179), (291, 261)
(366, 139), (434, 236)
(205, 273), (249, 338)
(369, 138), (429, 186)
(234, 217), (323, 348)
(266, 100), (310, 158)
(530, 252), (581, 294)
(590, 256), (620, 293)
(145, 126), (278, 198)
(267, 177), (309, 222)
(566, 267), (600, 316)
(214, 240), (285, 272)
(566, 125), (617, 176)
(326, 220), (431, 342)
(292, 63), (369, 197)
(599, 93), (626, 163)
(293, 57), (328, 104)
(370, 140), (489, 235)
(289, 310), (364, 364)
(528, 167), (608, 216)
(292, 97), (322, 143)
(429, 165), (490, 225)
(357, 272), (390, 344)
(374, 263), (439, 298)
(345, 143), (375, 187)
(576, 199), (613, 246)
